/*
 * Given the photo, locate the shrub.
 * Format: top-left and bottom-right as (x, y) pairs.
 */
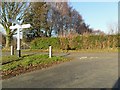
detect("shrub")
(30, 35), (119, 50)
(70, 36), (83, 50)
(59, 37), (69, 50)
(30, 37), (60, 49)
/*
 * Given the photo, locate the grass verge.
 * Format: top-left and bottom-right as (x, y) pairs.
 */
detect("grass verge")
(2, 47), (119, 53)
(1, 54), (70, 79)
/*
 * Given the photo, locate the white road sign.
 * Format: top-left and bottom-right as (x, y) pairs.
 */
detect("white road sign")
(21, 24), (31, 28)
(9, 23), (31, 57)
(10, 24), (31, 29)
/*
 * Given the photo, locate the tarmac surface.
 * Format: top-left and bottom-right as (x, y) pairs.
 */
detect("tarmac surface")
(2, 52), (118, 88)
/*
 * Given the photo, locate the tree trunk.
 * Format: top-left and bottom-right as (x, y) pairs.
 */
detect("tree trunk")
(5, 35), (12, 48)
(48, 29), (52, 37)
(45, 30), (47, 37)
(48, 32), (51, 37)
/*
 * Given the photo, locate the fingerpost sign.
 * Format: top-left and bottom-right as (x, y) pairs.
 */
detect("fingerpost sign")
(9, 24), (31, 57)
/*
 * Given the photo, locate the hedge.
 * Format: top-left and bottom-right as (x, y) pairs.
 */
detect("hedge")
(30, 37), (60, 49)
(30, 35), (119, 50)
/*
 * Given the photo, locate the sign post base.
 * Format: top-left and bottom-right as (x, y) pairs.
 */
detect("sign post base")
(17, 50), (21, 57)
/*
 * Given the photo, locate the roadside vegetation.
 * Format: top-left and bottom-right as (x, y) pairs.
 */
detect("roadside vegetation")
(1, 54), (70, 79)
(30, 35), (119, 50)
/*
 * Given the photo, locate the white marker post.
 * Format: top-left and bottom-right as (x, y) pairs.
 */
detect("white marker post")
(49, 45), (52, 58)
(10, 24), (31, 57)
(11, 46), (14, 55)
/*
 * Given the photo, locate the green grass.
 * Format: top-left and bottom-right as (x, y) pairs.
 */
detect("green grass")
(68, 48), (118, 53)
(2, 55), (22, 64)
(2, 54), (68, 71)
(23, 48), (118, 53)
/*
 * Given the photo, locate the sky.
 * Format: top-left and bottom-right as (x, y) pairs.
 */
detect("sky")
(0, 1), (118, 34)
(69, 2), (118, 34)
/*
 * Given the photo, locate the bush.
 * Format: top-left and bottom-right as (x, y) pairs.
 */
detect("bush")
(30, 37), (60, 49)
(70, 36), (82, 50)
(59, 37), (69, 50)
(30, 35), (119, 50)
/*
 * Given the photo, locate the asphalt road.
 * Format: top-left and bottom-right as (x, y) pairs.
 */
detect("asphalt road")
(2, 52), (118, 88)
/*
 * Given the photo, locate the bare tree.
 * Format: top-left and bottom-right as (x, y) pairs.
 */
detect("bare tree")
(0, 2), (29, 48)
(107, 22), (118, 35)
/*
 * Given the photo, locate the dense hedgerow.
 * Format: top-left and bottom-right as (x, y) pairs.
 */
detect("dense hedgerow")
(30, 37), (60, 49)
(30, 35), (119, 50)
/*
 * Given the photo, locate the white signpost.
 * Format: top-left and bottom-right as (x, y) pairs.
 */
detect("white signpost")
(10, 24), (31, 57)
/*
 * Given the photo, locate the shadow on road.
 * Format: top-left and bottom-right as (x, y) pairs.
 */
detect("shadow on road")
(59, 53), (70, 57)
(112, 77), (120, 89)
